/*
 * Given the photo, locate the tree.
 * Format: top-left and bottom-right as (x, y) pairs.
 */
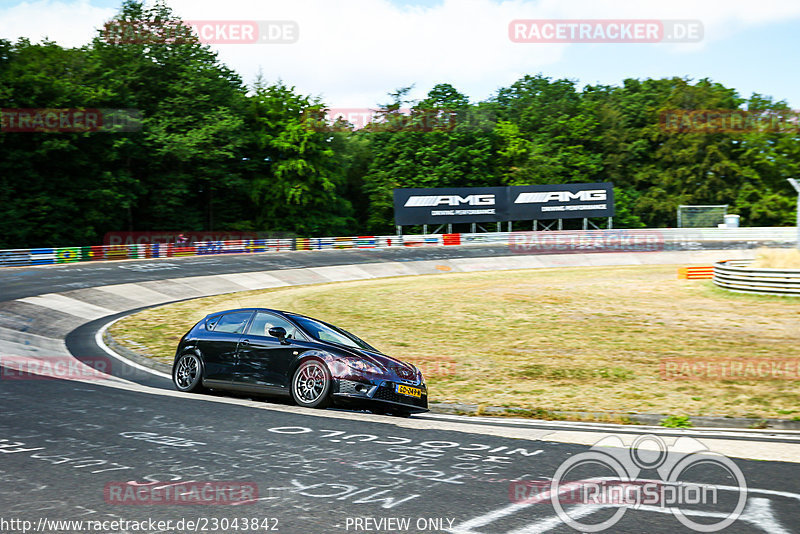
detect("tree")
(492, 74), (603, 186)
(90, 0), (249, 232)
(243, 81), (355, 235)
(361, 85), (499, 232)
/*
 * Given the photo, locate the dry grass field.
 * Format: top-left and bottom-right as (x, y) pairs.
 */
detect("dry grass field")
(750, 247), (800, 268)
(110, 264), (800, 420)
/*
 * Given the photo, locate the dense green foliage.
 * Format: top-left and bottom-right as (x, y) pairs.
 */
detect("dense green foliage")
(1, 1), (797, 247)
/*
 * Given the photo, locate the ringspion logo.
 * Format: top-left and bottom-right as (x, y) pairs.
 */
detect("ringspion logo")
(510, 434), (746, 532)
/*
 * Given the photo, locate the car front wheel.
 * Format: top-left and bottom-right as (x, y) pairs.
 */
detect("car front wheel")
(291, 359), (332, 408)
(173, 353), (205, 393)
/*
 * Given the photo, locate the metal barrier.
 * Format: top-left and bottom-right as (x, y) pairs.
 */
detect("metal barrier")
(0, 227), (796, 268)
(713, 259), (800, 296)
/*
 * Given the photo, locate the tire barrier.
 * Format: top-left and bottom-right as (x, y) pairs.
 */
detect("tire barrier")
(713, 259), (800, 296)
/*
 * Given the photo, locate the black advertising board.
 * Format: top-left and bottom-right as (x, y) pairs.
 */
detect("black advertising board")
(393, 183), (615, 225)
(392, 187), (508, 226)
(508, 182), (614, 220)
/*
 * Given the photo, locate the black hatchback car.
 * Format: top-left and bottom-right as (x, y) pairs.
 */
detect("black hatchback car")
(172, 308), (428, 415)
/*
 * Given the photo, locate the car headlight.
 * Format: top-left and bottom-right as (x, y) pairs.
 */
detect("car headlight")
(338, 357), (382, 375)
(414, 365), (426, 385)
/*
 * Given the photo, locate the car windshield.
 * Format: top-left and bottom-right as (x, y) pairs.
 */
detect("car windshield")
(289, 315), (377, 351)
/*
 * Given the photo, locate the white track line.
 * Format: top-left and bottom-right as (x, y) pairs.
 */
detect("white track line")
(94, 316), (172, 380)
(422, 412), (800, 440)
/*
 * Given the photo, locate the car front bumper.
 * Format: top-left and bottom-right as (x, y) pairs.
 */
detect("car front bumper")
(333, 378), (428, 413)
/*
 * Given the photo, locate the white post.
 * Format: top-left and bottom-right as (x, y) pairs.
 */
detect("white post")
(789, 179), (800, 249)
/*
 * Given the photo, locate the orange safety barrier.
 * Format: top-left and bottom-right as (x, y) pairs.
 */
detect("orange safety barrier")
(677, 266), (714, 279)
(442, 233), (461, 246)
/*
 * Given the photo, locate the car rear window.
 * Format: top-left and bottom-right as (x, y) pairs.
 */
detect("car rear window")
(210, 311), (252, 334)
(205, 315), (221, 330)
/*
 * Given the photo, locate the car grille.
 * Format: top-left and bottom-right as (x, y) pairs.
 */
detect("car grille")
(337, 379), (361, 395)
(373, 383), (428, 408)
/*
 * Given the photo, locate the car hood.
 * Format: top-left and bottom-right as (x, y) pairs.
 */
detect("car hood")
(340, 346), (419, 381)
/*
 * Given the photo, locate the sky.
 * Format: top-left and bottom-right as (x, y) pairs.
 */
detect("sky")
(1, 0), (799, 109)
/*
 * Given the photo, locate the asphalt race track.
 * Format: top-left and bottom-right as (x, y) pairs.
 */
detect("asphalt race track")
(1, 246), (799, 534)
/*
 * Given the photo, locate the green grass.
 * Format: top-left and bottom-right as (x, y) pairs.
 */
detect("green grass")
(661, 415), (693, 428)
(110, 264), (800, 419)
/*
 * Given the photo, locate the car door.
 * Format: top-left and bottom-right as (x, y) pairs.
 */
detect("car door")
(234, 312), (307, 389)
(197, 310), (254, 383)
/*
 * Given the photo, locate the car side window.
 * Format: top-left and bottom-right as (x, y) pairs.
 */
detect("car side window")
(212, 311), (253, 334)
(246, 312), (307, 341)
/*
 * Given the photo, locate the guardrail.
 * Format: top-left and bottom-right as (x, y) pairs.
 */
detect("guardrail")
(0, 227), (796, 268)
(0, 236), (449, 267)
(713, 259), (800, 296)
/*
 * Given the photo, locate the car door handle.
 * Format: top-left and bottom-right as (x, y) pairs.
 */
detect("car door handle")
(241, 339), (250, 345)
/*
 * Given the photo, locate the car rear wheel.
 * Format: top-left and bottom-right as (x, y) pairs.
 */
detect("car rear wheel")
(291, 359), (332, 409)
(173, 353), (205, 393)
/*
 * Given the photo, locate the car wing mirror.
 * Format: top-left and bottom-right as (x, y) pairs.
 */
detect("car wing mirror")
(268, 326), (290, 345)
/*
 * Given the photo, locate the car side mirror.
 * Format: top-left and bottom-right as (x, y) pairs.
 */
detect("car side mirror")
(269, 326), (290, 344)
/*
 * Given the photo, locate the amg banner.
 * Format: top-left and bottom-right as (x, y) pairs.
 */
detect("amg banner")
(393, 187), (509, 225)
(508, 182), (614, 220)
(393, 183), (614, 225)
